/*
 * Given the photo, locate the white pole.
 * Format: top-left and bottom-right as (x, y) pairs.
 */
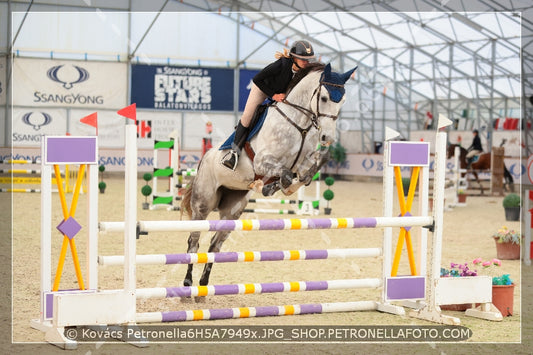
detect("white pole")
(40, 137), (52, 322)
(525, 189), (531, 266)
(124, 125), (137, 305)
(86, 162), (99, 289)
(381, 137), (393, 305)
(429, 115), (452, 309)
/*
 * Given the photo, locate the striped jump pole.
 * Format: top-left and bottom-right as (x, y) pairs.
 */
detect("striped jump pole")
(242, 208), (296, 214)
(136, 301), (378, 323)
(136, 278), (382, 299)
(0, 188), (40, 193)
(98, 247), (382, 266)
(139, 216), (433, 232)
(99, 216), (433, 232)
(99, 216), (433, 234)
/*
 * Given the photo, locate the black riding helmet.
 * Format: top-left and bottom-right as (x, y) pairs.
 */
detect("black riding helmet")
(290, 40), (315, 60)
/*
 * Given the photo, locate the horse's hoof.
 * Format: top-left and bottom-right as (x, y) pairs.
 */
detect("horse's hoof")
(280, 170), (293, 188)
(262, 182), (280, 196)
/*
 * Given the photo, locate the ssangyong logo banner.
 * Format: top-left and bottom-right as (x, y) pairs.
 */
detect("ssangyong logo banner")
(13, 58), (127, 108)
(131, 64), (234, 111)
(12, 108), (67, 146)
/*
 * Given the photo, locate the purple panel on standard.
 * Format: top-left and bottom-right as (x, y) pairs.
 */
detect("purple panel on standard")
(258, 219), (286, 230)
(165, 254), (191, 264)
(304, 250), (328, 259)
(209, 220), (236, 231)
(259, 251), (285, 261)
(389, 142), (429, 167)
(56, 216), (82, 240)
(46, 293), (54, 319)
(386, 276), (426, 300)
(162, 311), (188, 322)
(45, 136), (97, 164)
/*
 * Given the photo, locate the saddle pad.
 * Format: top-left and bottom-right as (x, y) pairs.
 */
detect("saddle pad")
(219, 106), (269, 150)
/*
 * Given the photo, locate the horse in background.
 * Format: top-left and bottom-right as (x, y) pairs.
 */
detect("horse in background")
(446, 144), (514, 195)
(180, 63), (357, 294)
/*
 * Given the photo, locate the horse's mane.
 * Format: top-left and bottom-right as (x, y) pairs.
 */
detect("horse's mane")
(286, 62), (326, 94)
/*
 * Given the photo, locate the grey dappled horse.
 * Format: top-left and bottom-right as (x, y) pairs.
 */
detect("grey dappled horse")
(181, 63), (356, 292)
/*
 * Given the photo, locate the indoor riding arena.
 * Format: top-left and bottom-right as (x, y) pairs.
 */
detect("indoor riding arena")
(2, 1), (532, 355)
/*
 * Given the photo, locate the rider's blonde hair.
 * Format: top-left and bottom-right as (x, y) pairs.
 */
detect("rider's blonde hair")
(274, 48), (290, 59)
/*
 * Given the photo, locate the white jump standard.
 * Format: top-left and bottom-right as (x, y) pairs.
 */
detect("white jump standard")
(31, 116), (502, 349)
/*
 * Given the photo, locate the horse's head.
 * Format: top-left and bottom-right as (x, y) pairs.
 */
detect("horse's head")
(314, 63), (357, 147)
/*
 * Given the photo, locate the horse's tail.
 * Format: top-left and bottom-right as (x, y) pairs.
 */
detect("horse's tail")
(179, 156), (205, 220)
(180, 177), (194, 220)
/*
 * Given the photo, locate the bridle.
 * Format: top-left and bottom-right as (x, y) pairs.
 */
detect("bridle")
(273, 78), (344, 170)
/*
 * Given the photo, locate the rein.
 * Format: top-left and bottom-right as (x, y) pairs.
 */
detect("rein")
(274, 79), (343, 170)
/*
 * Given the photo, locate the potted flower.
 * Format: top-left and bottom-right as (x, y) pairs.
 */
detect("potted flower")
(492, 226), (521, 260)
(457, 189), (467, 204)
(439, 258), (514, 316)
(502, 193), (520, 221)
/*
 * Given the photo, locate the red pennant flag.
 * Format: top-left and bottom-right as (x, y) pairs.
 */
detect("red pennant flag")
(80, 112), (98, 128)
(117, 103), (137, 122)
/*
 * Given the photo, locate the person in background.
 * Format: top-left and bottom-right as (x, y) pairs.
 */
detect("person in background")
(466, 129), (483, 168)
(221, 40), (315, 171)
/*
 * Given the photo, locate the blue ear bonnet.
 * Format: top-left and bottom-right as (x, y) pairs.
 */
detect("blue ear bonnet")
(320, 72), (345, 103)
(320, 64), (356, 103)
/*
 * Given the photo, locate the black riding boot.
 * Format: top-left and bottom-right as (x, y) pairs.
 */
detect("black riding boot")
(221, 122), (249, 170)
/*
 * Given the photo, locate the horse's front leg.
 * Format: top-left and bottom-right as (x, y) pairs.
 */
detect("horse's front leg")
(255, 157), (294, 196)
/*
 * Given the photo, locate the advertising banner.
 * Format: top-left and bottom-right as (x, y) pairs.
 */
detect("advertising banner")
(131, 64), (234, 111)
(238, 69), (260, 112)
(12, 108), (67, 146)
(13, 58), (127, 109)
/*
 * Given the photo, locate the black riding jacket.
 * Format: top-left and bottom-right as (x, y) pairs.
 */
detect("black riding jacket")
(253, 57), (294, 98)
(469, 135), (483, 152)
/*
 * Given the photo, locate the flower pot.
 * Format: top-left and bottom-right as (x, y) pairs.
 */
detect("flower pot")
(457, 194), (467, 203)
(492, 284), (514, 316)
(142, 202), (150, 210)
(504, 206), (520, 221)
(493, 237), (520, 260)
(324, 207), (332, 215)
(99, 187), (106, 194)
(439, 303), (472, 311)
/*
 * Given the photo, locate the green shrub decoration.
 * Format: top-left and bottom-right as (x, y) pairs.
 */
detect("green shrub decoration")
(502, 193), (520, 208)
(99, 165), (105, 173)
(141, 185), (152, 197)
(323, 189), (334, 201)
(325, 176), (335, 186)
(143, 173), (153, 182)
(98, 181), (106, 189)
